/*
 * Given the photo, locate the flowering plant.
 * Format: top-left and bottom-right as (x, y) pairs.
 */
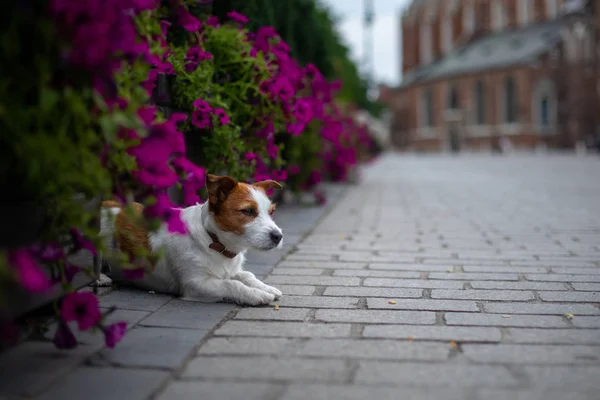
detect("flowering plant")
(0, 0), (378, 350)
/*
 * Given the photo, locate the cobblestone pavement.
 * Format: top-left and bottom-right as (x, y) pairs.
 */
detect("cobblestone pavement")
(3, 153), (600, 400)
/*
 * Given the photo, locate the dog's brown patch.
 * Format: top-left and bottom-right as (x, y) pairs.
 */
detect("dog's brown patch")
(206, 174), (262, 234)
(102, 201), (152, 261)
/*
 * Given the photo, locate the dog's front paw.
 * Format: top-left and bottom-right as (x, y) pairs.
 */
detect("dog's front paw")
(93, 273), (113, 287)
(242, 288), (275, 306)
(262, 284), (283, 299)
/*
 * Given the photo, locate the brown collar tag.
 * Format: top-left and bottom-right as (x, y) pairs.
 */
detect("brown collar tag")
(207, 232), (238, 259)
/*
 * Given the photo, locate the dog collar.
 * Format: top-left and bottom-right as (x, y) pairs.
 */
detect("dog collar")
(207, 232), (238, 259)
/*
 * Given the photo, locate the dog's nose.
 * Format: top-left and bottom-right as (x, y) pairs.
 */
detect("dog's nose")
(269, 230), (283, 245)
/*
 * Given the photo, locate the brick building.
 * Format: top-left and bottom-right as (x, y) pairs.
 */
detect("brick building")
(384, 0), (600, 152)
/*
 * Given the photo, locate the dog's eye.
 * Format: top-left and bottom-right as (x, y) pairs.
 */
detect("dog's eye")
(240, 208), (256, 216)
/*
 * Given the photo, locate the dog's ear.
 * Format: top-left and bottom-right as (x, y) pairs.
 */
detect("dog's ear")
(206, 174), (238, 205)
(253, 180), (283, 193)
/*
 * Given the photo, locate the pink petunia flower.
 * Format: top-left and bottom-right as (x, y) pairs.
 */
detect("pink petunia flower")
(53, 320), (78, 349)
(8, 249), (50, 293)
(213, 108), (229, 125)
(177, 6), (201, 32)
(60, 292), (101, 331)
(103, 322), (127, 348)
(226, 11), (249, 25)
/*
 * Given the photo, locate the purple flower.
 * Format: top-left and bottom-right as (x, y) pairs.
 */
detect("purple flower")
(293, 98), (313, 124)
(192, 98), (212, 113)
(8, 249), (50, 293)
(177, 6), (201, 31)
(133, 164), (179, 189)
(70, 229), (97, 256)
(213, 108), (229, 125)
(32, 242), (64, 262)
(191, 111), (211, 129)
(271, 77), (294, 102)
(244, 152), (257, 161)
(267, 141), (278, 159)
(314, 191), (327, 206)
(165, 207), (188, 234)
(226, 11), (249, 24)
(206, 16), (220, 27)
(103, 322), (127, 348)
(288, 165), (300, 174)
(287, 122), (305, 136)
(60, 292), (101, 331)
(132, 0), (158, 12)
(184, 47), (213, 73)
(144, 192), (173, 219)
(53, 320), (78, 349)
(159, 20), (171, 36)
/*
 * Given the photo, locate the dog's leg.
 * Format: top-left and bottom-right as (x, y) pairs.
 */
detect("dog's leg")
(233, 271), (282, 299)
(181, 278), (275, 306)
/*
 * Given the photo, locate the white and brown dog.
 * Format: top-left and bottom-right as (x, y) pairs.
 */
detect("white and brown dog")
(97, 174), (283, 305)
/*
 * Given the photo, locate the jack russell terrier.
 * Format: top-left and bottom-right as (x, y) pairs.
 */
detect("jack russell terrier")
(97, 174), (284, 305)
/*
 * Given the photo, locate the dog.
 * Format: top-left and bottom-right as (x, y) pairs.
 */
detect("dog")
(97, 174), (284, 305)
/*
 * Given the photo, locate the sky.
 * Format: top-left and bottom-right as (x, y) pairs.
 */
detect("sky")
(320, 0), (412, 86)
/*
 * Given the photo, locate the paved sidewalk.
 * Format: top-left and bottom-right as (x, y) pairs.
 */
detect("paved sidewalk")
(3, 153), (600, 400)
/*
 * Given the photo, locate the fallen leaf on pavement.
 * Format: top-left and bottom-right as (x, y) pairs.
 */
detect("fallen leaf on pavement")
(564, 313), (574, 319)
(388, 300), (397, 304)
(449, 341), (458, 349)
(502, 315), (512, 318)
(274, 304), (280, 310)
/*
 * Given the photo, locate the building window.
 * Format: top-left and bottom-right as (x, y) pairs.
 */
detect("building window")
(504, 76), (518, 123)
(463, 1), (475, 34)
(420, 22), (433, 65)
(474, 80), (486, 124)
(492, 1), (506, 31)
(540, 96), (550, 127)
(519, 0), (530, 26)
(442, 17), (452, 53)
(447, 83), (459, 110)
(422, 89), (435, 127)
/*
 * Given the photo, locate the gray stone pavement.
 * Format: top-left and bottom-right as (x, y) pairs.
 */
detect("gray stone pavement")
(2, 153), (600, 400)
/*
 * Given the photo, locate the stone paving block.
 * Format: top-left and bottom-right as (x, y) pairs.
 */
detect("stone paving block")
(314, 309), (436, 324)
(506, 328), (600, 344)
(0, 341), (102, 398)
(423, 259), (512, 267)
(367, 263), (456, 271)
(38, 367), (168, 400)
(276, 284), (316, 296)
(572, 283), (600, 291)
(333, 269), (421, 278)
(93, 326), (208, 368)
(280, 384), (470, 400)
(428, 272), (520, 281)
(182, 356), (350, 382)
(513, 260), (597, 268)
(265, 275), (361, 286)
(157, 381), (278, 400)
(363, 278), (465, 289)
(431, 289), (535, 301)
(551, 267), (600, 274)
(139, 300), (235, 329)
(214, 321), (352, 338)
(340, 253), (416, 263)
(571, 316), (600, 328)
(483, 303), (600, 315)
(99, 288), (173, 311)
(275, 295), (359, 308)
(470, 281), (568, 291)
(363, 325), (502, 342)
(354, 362), (519, 387)
(323, 286), (423, 298)
(284, 253), (335, 262)
(367, 298), (479, 312)
(538, 291), (599, 302)
(476, 389), (596, 400)
(463, 266), (548, 273)
(525, 274), (600, 282)
(235, 307), (311, 321)
(523, 366), (600, 390)
(198, 337), (294, 356)
(278, 260), (368, 269)
(462, 344), (600, 365)
(294, 339), (451, 361)
(271, 267), (326, 275)
(445, 312), (570, 328)
(244, 263), (276, 278)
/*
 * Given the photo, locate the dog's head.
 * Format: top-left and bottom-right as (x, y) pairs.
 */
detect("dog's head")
(205, 174), (283, 251)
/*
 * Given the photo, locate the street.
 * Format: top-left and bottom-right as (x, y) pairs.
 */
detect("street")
(2, 153), (599, 400)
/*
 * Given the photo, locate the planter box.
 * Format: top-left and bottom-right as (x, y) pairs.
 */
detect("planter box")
(0, 196), (102, 320)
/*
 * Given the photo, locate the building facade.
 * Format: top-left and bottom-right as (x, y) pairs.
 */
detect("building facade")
(384, 0), (600, 152)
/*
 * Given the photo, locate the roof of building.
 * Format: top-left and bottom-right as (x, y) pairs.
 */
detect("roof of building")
(399, 18), (567, 88)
